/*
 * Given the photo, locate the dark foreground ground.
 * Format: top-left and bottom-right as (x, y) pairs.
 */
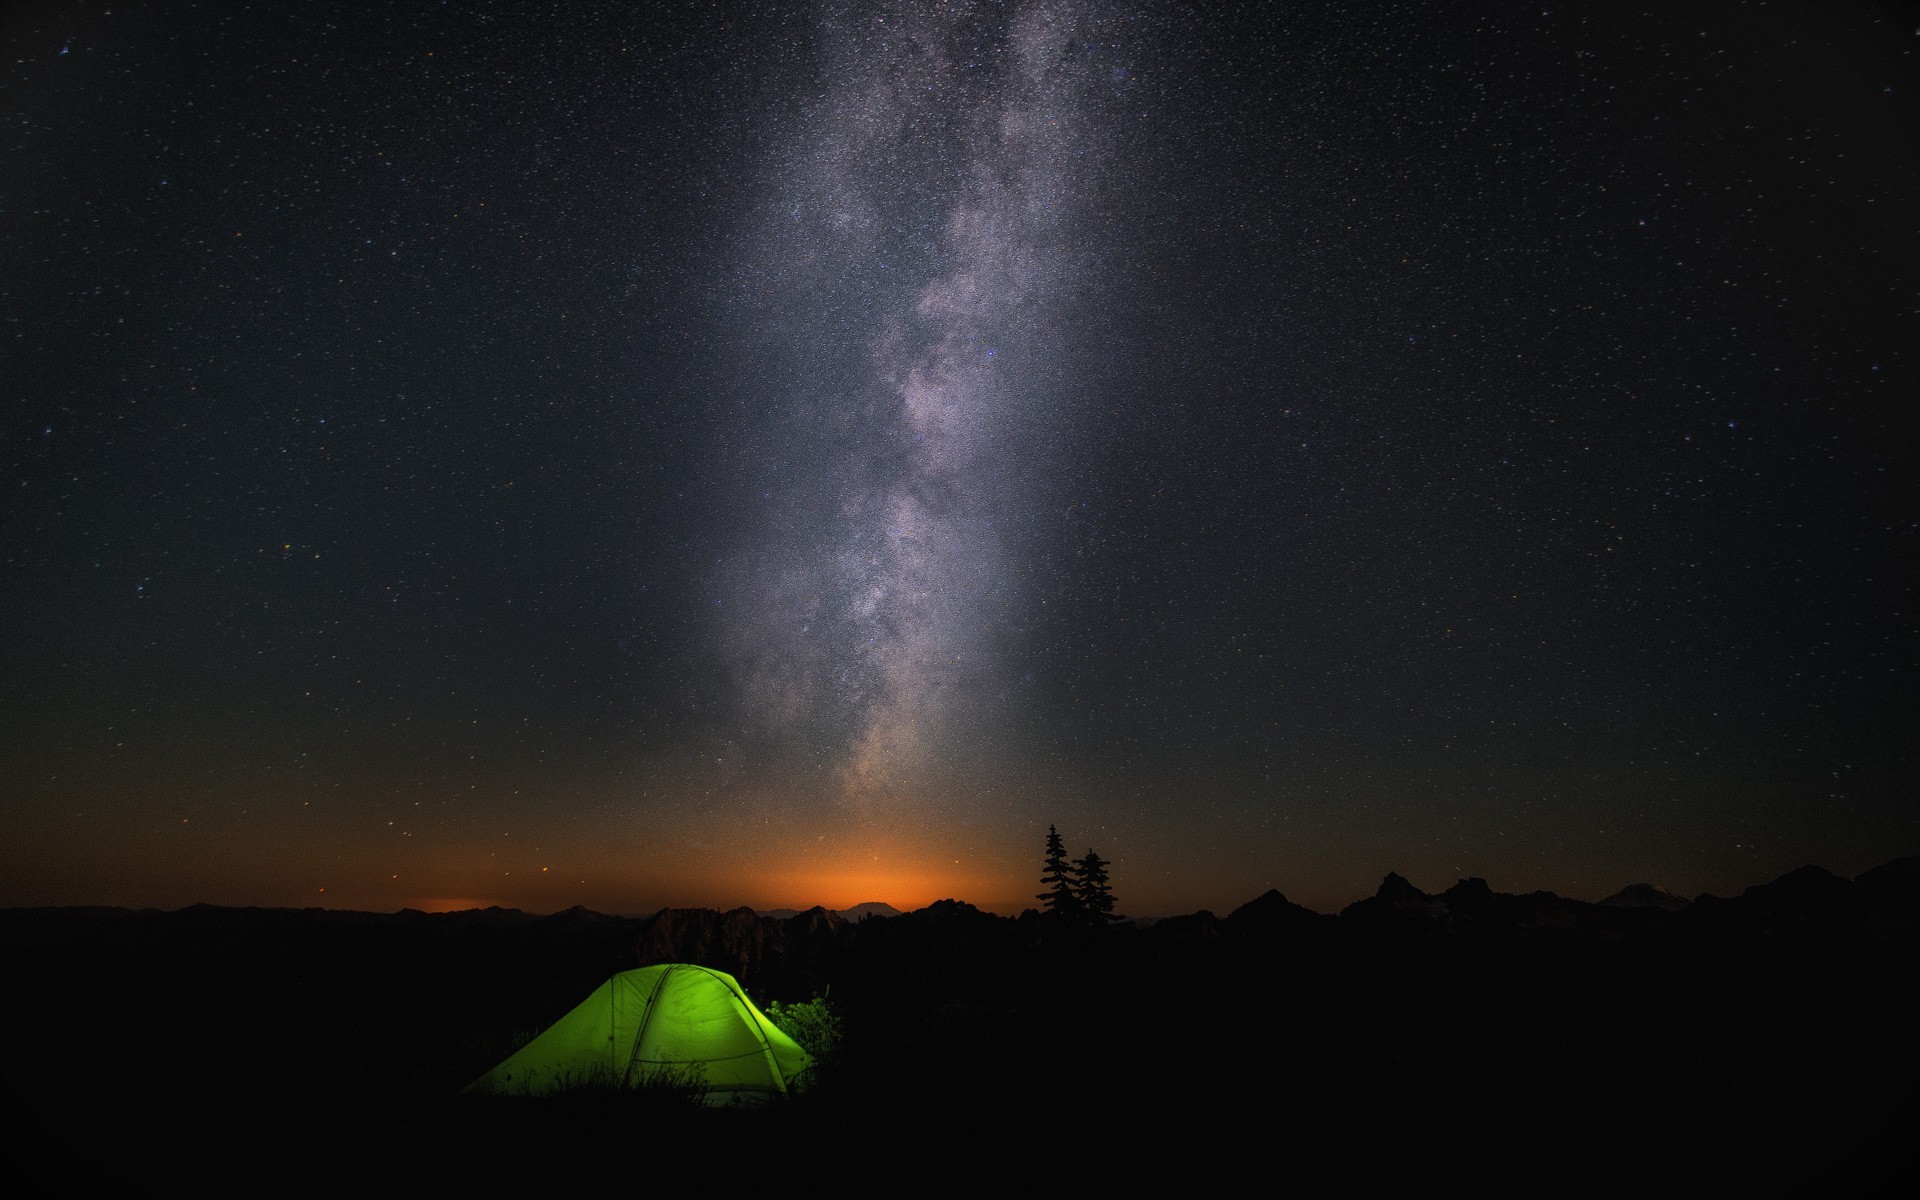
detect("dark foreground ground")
(4, 859), (1914, 1188)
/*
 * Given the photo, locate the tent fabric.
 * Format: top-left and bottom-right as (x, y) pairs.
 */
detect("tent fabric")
(468, 964), (811, 1104)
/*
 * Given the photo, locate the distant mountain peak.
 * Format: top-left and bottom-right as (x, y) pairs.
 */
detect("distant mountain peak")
(756, 901), (901, 921)
(1599, 883), (1690, 911)
(1376, 872), (1430, 904)
(1225, 888), (1328, 934)
(1445, 877), (1495, 902)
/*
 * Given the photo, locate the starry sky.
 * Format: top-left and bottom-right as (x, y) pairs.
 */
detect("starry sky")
(3, 1), (1913, 916)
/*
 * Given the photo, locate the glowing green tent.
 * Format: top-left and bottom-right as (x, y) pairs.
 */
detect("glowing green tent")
(468, 964), (811, 1105)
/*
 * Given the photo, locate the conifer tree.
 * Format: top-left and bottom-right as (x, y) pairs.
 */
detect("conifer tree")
(1038, 824), (1081, 913)
(1072, 848), (1122, 924)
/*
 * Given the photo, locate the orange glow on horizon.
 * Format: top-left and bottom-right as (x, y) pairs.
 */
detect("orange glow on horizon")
(414, 897), (508, 913)
(749, 868), (1004, 914)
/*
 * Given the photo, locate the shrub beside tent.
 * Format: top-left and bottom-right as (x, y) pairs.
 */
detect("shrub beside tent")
(467, 963), (811, 1105)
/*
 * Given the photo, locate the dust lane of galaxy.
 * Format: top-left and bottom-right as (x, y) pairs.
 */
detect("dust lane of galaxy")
(720, 2), (1117, 805)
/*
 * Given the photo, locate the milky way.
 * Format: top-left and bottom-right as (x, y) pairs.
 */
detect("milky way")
(5, 1), (1911, 914)
(722, 1), (1122, 803)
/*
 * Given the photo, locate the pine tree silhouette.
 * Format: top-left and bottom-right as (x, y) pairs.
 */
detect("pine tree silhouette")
(1038, 824), (1081, 914)
(1072, 848), (1122, 924)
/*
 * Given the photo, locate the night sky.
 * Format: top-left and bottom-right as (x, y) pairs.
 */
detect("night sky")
(4, 1), (1913, 916)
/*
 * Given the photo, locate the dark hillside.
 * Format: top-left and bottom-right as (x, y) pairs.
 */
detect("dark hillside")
(3, 859), (1913, 1186)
